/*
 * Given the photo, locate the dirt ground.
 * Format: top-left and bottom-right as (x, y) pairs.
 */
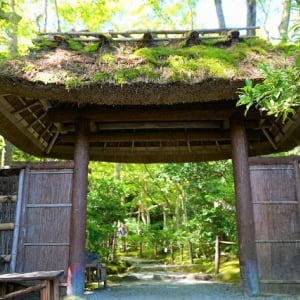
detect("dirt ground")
(81, 277), (300, 300)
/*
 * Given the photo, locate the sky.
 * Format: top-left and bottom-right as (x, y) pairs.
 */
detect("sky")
(104, 0), (287, 41)
(23, 0), (296, 42)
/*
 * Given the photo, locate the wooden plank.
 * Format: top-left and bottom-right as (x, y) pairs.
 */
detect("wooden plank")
(0, 223), (14, 231)
(294, 161), (300, 225)
(0, 195), (17, 203)
(0, 255), (10, 263)
(40, 280), (50, 300)
(0, 270), (64, 281)
(11, 161), (74, 170)
(40, 26), (259, 36)
(52, 279), (60, 300)
(59, 129), (262, 143)
(10, 169), (24, 273)
(26, 203), (72, 208)
(0, 283), (46, 299)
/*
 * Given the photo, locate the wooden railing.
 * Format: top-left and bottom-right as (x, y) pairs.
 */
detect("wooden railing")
(38, 26), (259, 44)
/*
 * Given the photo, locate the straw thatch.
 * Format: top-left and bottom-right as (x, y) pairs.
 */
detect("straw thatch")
(0, 29), (299, 163)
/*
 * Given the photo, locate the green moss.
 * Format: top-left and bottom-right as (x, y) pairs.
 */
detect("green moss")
(100, 53), (115, 64)
(31, 38), (58, 51)
(216, 259), (240, 283)
(66, 39), (83, 51)
(93, 72), (107, 82)
(84, 42), (100, 53)
(1, 36), (289, 88)
(65, 76), (83, 90)
(21, 62), (36, 73)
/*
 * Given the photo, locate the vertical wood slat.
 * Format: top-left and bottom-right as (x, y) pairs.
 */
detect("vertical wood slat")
(293, 161), (300, 222)
(16, 167), (30, 272)
(10, 169), (24, 272)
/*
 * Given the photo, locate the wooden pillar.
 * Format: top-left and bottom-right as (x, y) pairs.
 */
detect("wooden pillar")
(230, 112), (259, 296)
(67, 118), (89, 296)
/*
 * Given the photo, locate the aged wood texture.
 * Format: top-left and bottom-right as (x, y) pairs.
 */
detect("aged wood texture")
(15, 167), (73, 274)
(67, 119), (89, 296)
(0, 172), (19, 274)
(0, 224), (14, 231)
(230, 112), (259, 296)
(249, 157), (300, 295)
(0, 270), (63, 300)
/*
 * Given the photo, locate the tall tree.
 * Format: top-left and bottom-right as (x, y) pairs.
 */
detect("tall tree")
(278, 0), (292, 41)
(247, 0), (256, 36)
(214, 0), (226, 28)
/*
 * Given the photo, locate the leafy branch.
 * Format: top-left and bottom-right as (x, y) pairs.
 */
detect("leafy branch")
(237, 63), (300, 122)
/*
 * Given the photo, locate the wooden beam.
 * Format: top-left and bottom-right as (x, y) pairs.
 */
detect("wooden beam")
(0, 195), (17, 203)
(41, 26), (260, 37)
(58, 129), (263, 143)
(13, 101), (40, 115)
(67, 118), (89, 297)
(230, 112), (259, 296)
(46, 105), (239, 123)
(0, 223), (14, 230)
(0, 283), (46, 299)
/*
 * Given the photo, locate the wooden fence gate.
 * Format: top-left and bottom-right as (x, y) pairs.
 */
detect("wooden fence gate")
(0, 162), (73, 278)
(249, 156), (300, 295)
(14, 163), (73, 274)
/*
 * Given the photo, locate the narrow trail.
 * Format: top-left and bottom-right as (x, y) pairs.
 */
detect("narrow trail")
(84, 257), (299, 300)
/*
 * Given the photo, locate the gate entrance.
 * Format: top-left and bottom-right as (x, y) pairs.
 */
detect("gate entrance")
(250, 156), (300, 295)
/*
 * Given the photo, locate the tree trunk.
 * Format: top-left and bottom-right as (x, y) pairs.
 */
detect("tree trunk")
(114, 163), (121, 180)
(1, 138), (13, 167)
(180, 244), (184, 262)
(54, 0), (61, 32)
(187, 240), (193, 264)
(111, 230), (118, 263)
(4, 140), (13, 166)
(214, 0), (226, 28)
(247, 0), (256, 36)
(8, 0), (18, 57)
(170, 242), (174, 264)
(43, 0), (48, 32)
(278, 0), (292, 41)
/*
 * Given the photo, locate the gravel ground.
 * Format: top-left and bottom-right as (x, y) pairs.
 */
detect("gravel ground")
(82, 279), (300, 300)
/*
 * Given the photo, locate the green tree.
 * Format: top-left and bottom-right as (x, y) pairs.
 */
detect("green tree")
(86, 174), (126, 260)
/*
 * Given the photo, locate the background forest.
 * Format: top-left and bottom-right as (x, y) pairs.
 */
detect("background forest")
(0, 0), (299, 272)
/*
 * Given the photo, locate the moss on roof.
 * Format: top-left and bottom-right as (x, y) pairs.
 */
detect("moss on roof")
(0, 36), (292, 92)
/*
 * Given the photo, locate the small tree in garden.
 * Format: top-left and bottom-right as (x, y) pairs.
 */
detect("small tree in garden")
(86, 178), (126, 261)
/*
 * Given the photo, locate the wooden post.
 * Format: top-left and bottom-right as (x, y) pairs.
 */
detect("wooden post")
(230, 112), (259, 296)
(67, 118), (89, 296)
(214, 235), (220, 275)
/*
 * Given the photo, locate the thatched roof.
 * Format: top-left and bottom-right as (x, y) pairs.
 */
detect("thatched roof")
(0, 29), (299, 163)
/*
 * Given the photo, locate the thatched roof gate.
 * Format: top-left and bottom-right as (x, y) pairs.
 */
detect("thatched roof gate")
(0, 28), (299, 297)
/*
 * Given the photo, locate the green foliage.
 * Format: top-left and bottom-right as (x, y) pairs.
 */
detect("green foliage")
(237, 64), (300, 122)
(58, 0), (117, 31)
(86, 176), (126, 258)
(238, 4), (300, 122)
